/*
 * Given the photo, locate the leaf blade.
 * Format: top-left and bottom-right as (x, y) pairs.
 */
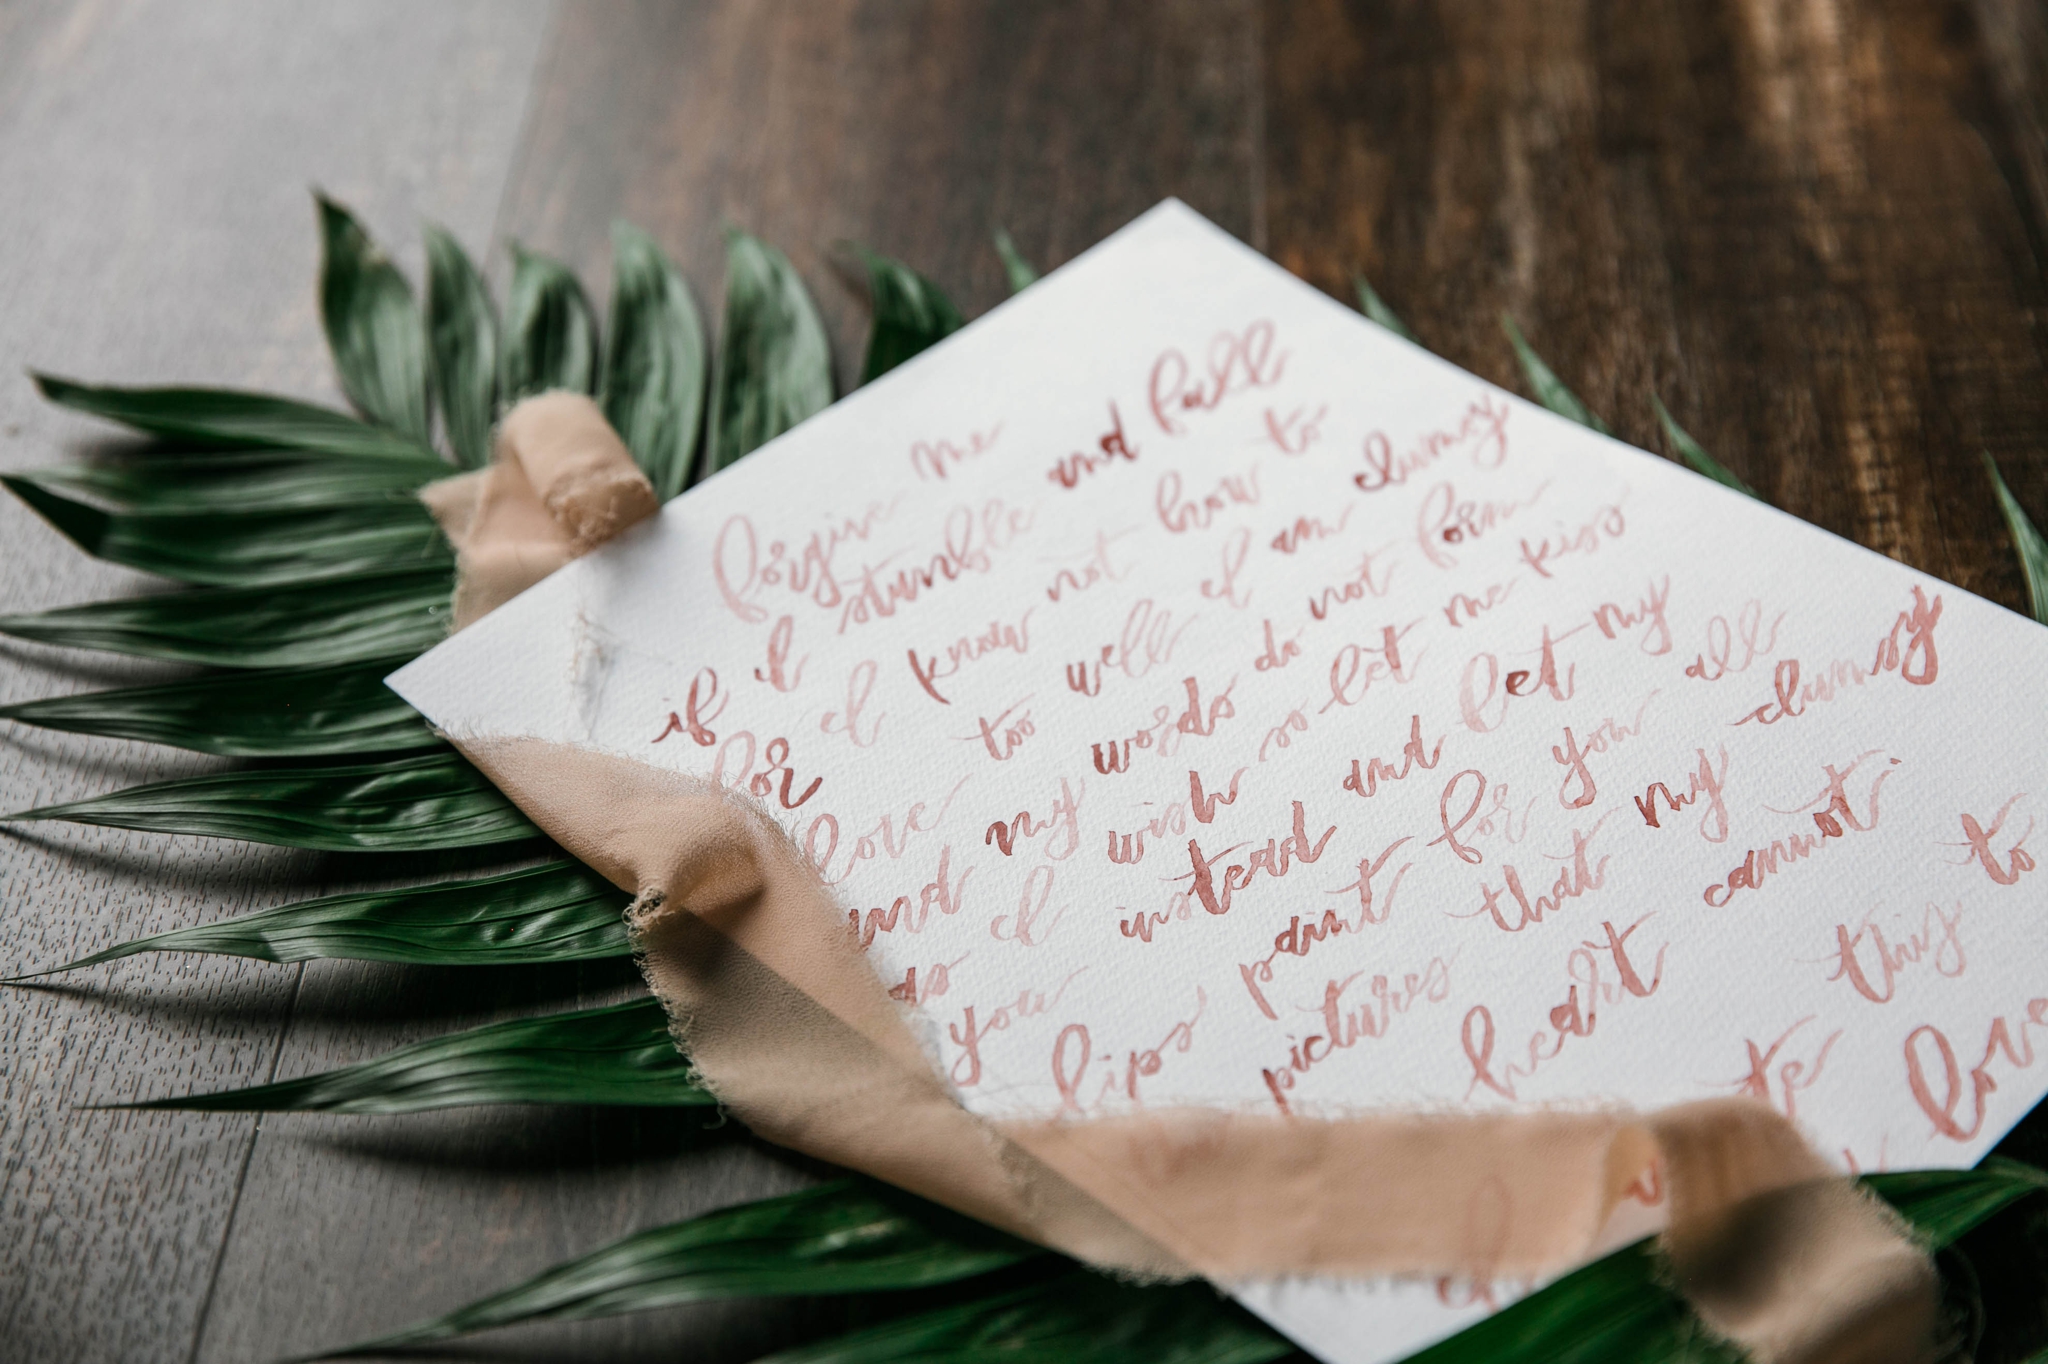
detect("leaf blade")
(424, 223), (499, 469)
(1400, 1242), (1719, 1364)
(2, 750), (534, 852)
(0, 569), (451, 668)
(1653, 393), (1759, 499)
(2, 475), (451, 588)
(0, 657), (437, 757)
(1354, 275), (1419, 344)
(1983, 453), (2048, 625)
(1869, 1158), (2048, 1246)
(19, 860), (626, 973)
(13, 451), (449, 514)
(759, 1271), (1292, 1364)
(855, 246), (964, 385)
(993, 228), (1038, 294)
(708, 230), (833, 473)
(32, 375), (432, 461)
(320, 1180), (1038, 1357)
(503, 243), (599, 401)
(317, 195), (432, 443)
(601, 222), (707, 500)
(1501, 314), (1611, 436)
(115, 997), (705, 1114)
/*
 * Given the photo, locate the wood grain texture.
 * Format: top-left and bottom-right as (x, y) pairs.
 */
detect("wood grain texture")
(498, 0), (1262, 394)
(9, 1), (2048, 1361)
(0, 4), (550, 1362)
(1264, 0), (2048, 611)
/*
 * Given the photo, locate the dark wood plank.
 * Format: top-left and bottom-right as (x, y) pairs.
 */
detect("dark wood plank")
(1974, 0), (2048, 256)
(1263, 0), (2048, 613)
(499, 0), (1263, 392)
(197, 4), (1261, 1362)
(0, 4), (552, 1362)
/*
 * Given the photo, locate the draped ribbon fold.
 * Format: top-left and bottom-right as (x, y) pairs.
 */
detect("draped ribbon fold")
(422, 397), (1944, 1364)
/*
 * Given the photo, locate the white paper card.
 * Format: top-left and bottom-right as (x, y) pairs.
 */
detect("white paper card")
(391, 201), (2048, 1362)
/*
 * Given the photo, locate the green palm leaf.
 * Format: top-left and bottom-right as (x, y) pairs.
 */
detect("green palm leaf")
(856, 246), (963, 384)
(1653, 393), (1759, 499)
(1405, 1160), (2048, 1364)
(2, 750), (533, 851)
(1404, 1242), (1712, 1364)
(15, 860), (625, 974)
(1355, 275), (1418, 344)
(31, 375), (432, 461)
(113, 997), (705, 1114)
(504, 243), (599, 400)
(1501, 314), (1611, 436)
(1870, 1158), (2048, 1240)
(2, 475), (449, 588)
(317, 195), (432, 444)
(12, 451), (448, 514)
(316, 1181), (1038, 1359)
(0, 568), (450, 667)
(424, 223), (500, 469)
(601, 222), (708, 500)
(708, 229), (833, 473)
(762, 1271), (1292, 1364)
(993, 229), (1037, 294)
(1984, 452), (2048, 625)
(0, 657), (435, 757)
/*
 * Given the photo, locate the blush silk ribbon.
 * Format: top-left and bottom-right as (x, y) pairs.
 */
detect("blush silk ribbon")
(422, 399), (1942, 1364)
(419, 391), (660, 629)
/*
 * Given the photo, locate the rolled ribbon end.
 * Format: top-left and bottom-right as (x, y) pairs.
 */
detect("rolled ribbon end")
(420, 391), (659, 630)
(1665, 1174), (1943, 1364)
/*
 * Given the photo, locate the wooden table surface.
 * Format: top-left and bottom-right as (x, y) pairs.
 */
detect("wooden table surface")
(3, 2), (2045, 1361)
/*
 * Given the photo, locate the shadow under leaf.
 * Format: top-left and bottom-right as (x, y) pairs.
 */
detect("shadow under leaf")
(295, 1102), (742, 1174)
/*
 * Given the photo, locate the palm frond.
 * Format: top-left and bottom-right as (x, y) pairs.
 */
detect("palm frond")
(0, 656), (435, 757)
(315, 1180), (1039, 1358)
(993, 229), (1037, 294)
(1984, 452), (2048, 625)
(1871, 1159), (2048, 1241)
(12, 860), (624, 975)
(601, 222), (707, 500)
(1652, 393), (1758, 498)
(1, 475), (449, 588)
(855, 246), (963, 383)
(32, 374), (432, 460)
(2, 750), (533, 851)
(708, 229), (833, 473)
(1405, 1238), (1723, 1364)
(317, 195), (433, 444)
(110, 997), (705, 1113)
(1354, 275), (1418, 344)
(504, 242), (599, 400)
(1501, 314), (1611, 436)
(0, 568), (450, 667)
(10, 451), (448, 514)
(423, 223), (500, 469)
(758, 1270), (1293, 1364)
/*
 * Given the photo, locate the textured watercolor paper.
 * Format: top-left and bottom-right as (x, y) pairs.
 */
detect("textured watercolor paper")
(391, 201), (2048, 1362)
